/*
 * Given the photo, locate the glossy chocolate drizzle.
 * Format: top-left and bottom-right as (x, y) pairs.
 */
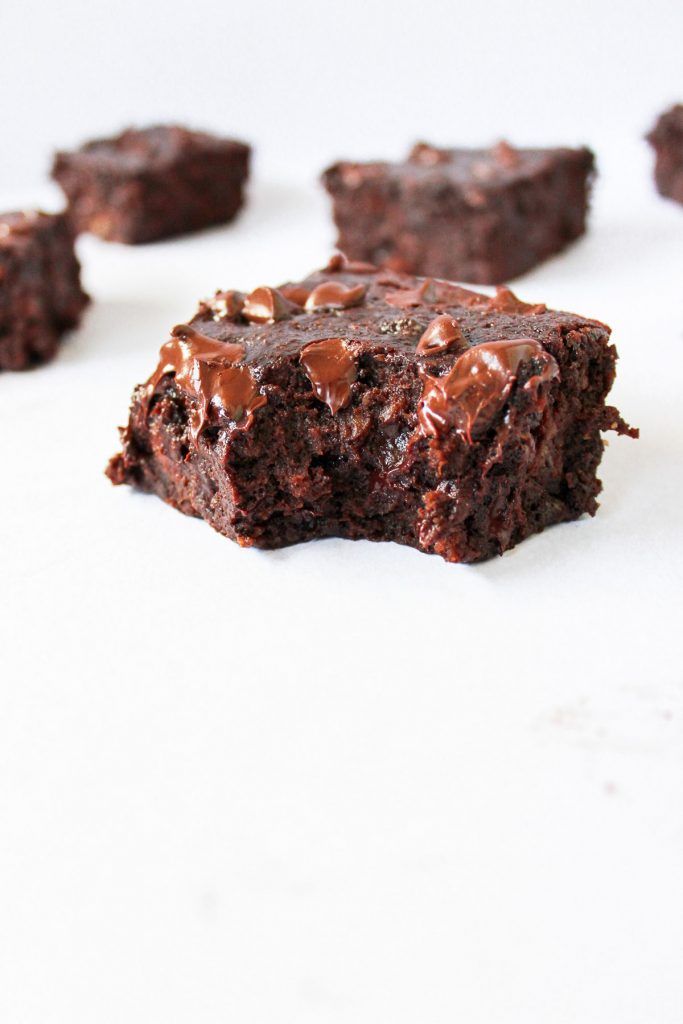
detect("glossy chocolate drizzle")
(300, 338), (356, 414)
(418, 338), (559, 442)
(148, 324), (265, 436)
(416, 315), (465, 356)
(304, 280), (366, 312)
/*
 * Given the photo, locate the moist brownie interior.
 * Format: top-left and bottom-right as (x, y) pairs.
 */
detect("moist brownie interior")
(107, 256), (636, 563)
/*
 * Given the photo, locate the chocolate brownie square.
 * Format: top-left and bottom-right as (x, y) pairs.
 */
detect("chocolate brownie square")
(647, 105), (683, 205)
(107, 256), (635, 564)
(322, 142), (595, 284)
(0, 210), (89, 371)
(52, 124), (251, 244)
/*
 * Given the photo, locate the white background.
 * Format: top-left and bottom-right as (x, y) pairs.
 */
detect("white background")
(1, 1), (683, 1022)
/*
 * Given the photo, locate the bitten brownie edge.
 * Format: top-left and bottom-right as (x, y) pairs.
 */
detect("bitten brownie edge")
(107, 256), (636, 563)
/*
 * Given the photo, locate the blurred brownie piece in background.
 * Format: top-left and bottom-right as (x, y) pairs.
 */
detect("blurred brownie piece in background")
(322, 142), (595, 284)
(0, 211), (89, 371)
(52, 125), (251, 244)
(647, 105), (683, 205)
(107, 256), (636, 564)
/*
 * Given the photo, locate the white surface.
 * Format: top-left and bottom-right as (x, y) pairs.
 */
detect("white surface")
(1, 0), (682, 191)
(1, 1), (683, 1020)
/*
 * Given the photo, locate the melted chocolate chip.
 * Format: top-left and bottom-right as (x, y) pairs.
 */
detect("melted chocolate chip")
(418, 338), (559, 443)
(304, 281), (366, 312)
(409, 142), (451, 166)
(203, 290), (245, 321)
(280, 283), (311, 307)
(416, 315), (465, 356)
(148, 326), (264, 436)
(385, 279), (438, 308)
(487, 286), (546, 315)
(324, 252), (377, 274)
(300, 338), (356, 414)
(436, 282), (491, 308)
(491, 140), (520, 168)
(169, 323), (244, 353)
(242, 286), (296, 323)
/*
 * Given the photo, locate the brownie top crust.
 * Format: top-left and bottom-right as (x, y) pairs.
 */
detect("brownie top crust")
(140, 255), (627, 444)
(54, 124), (250, 173)
(324, 141), (595, 191)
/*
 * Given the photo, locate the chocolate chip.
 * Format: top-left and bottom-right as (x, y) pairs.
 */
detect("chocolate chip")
(385, 279), (438, 308)
(323, 253), (377, 274)
(242, 286), (296, 324)
(300, 338), (356, 414)
(409, 142), (451, 166)
(487, 286), (546, 315)
(304, 281), (366, 312)
(203, 290), (245, 322)
(491, 140), (520, 168)
(416, 315), (465, 355)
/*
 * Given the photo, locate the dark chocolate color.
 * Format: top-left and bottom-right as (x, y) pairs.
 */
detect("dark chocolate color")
(107, 261), (636, 564)
(647, 105), (683, 205)
(322, 142), (595, 284)
(52, 124), (250, 244)
(418, 339), (558, 442)
(0, 210), (89, 371)
(148, 325), (262, 436)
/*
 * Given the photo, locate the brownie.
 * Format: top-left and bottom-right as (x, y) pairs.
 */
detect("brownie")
(107, 256), (636, 563)
(647, 105), (683, 205)
(0, 210), (89, 371)
(52, 125), (251, 244)
(322, 142), (595, 284)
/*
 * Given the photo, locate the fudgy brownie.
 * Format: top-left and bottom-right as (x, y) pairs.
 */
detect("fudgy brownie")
(52, 125), (251, 244)
(107, 256), (635, 563)
(322, 142), (595, 284)
(647, 105), (683, 205)
(0, 210), (89, 371)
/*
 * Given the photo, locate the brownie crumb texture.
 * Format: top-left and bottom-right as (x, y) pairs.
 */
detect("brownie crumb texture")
(0, 210), (89, 371)
(52, 124), (251, 244)
(107, 256), (636, 564)
(647, 105), (683, 205)
(322, 142), (595, 284)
